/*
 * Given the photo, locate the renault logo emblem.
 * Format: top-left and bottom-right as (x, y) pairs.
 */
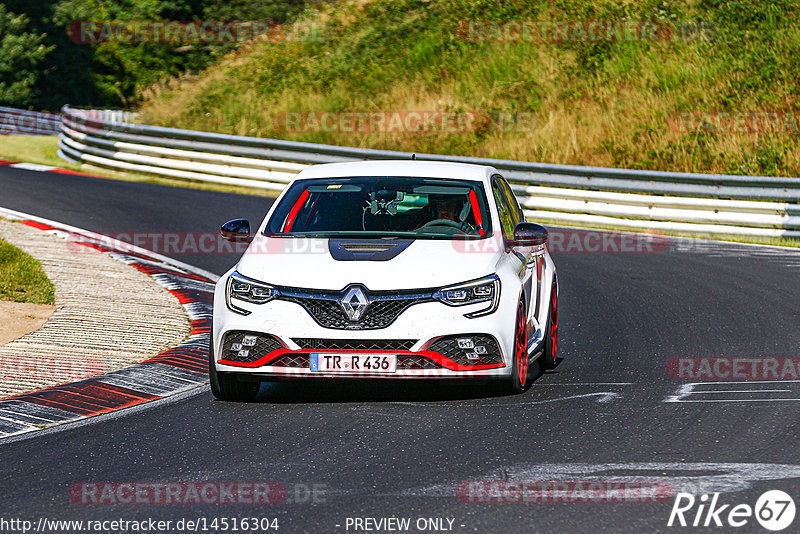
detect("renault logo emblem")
(340, 286), (369, 321)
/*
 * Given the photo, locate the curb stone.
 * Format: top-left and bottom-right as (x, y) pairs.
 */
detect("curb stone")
(0, 209), (216, 439)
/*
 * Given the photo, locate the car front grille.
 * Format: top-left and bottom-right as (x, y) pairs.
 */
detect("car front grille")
(278, 287), (433, 330)
(270, 354), (310, 368)
(221, 331), (283, 363)
(397, 356), (441, 369)
(268, 354), (441, 370)
(292, 338), (417, 351)
(428, 334), (502, 366)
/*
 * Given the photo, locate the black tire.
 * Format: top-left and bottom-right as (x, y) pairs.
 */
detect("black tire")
(541, 279), (558, 370)
(504, 299), (532, 394)
(209, 335), (260, 402)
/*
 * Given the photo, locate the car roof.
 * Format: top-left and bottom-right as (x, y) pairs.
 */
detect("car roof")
(293, 160), (498, 184)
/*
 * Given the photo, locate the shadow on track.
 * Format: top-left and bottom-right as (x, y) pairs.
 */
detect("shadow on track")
(215, 359), (562, 404)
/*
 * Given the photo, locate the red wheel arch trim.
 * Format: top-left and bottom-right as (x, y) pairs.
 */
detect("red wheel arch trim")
(550, 285), (558, 364)
(515, 301), (528, 387)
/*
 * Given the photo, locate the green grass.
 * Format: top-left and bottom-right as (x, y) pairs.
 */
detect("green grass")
(0, 135), (68, 168)
(139, 0), (800, 178)
(0, 236), (55, 305)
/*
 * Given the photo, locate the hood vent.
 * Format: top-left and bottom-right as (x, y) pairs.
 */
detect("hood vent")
(340, 242), (397, 253)
(328, 238), (413, 262)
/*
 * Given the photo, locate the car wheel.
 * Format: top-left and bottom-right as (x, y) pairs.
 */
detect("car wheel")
(209, 335), (260, 402)
(505, 299), (531, 394)
(541, 279), (558, 370)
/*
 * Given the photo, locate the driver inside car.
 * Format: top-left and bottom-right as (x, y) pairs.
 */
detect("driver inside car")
(417, 195), (474, 233)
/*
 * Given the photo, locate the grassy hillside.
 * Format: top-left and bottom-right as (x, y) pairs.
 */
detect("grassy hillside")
(140, 0), (800, 177)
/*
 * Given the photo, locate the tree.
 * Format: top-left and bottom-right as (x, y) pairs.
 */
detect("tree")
(0, 6), (53, 106)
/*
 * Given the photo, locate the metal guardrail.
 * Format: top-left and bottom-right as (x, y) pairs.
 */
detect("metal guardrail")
(0, 107), (61, 135)
(58, 105), (800, 238)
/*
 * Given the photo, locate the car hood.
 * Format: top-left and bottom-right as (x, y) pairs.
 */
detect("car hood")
(235, 235), (503, 290)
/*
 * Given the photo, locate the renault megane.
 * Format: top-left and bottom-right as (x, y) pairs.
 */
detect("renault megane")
(210, 160), (558, 401)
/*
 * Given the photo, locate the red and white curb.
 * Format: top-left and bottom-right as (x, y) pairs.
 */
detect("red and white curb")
(0, 207), (218, 439)
(0, 159), (103, 179)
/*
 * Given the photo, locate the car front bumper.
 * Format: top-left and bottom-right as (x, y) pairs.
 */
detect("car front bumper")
(211, 285), (529, 380)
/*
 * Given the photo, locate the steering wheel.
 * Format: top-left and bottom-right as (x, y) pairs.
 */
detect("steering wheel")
(417, 219), (465, 231)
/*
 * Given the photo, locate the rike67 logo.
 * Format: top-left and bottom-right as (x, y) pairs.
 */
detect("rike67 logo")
(668, 490), (795, 531)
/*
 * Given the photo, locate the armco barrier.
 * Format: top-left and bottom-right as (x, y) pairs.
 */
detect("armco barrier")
(0, 107), (61, 135)
(58, 105), (800, 238)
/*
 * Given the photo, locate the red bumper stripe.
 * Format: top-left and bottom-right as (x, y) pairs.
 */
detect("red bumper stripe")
(219, 349), (505, 372)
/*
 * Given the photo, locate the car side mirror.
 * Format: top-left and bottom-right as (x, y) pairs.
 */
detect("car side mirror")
(221, 219), (253, 243)
(512, 222), (548, 247)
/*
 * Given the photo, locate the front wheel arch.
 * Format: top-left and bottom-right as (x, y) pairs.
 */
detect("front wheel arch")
(503, 297), (532, 394)
(541, 276), (558, 370)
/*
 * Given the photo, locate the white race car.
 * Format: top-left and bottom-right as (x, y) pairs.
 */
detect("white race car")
(210, 160), (558, 401)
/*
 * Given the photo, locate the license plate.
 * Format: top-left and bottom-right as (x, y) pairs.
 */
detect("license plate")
(309, 353), (397, 373)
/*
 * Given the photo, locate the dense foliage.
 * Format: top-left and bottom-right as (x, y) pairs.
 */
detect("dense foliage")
(0, 0), (309, 109)
(0, 5), (52, 106)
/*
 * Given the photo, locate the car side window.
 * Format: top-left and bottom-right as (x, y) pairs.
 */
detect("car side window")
(497, 176), (524, 223)
(491, 179), (516, 242)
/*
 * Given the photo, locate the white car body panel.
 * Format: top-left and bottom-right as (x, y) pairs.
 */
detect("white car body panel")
(237, 237), (504, 290)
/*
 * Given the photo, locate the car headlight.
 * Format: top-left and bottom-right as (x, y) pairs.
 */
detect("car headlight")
(433, 274), (501, 318)
(226, 271), (279, 315)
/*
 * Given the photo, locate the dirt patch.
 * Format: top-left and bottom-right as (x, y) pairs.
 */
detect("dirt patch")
(0, 300), (55, 346)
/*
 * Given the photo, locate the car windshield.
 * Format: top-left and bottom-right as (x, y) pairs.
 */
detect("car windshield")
(264, 176), (491, 239)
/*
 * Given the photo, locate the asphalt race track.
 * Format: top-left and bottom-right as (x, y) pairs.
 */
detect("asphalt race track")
(1, 166), (800, 533)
